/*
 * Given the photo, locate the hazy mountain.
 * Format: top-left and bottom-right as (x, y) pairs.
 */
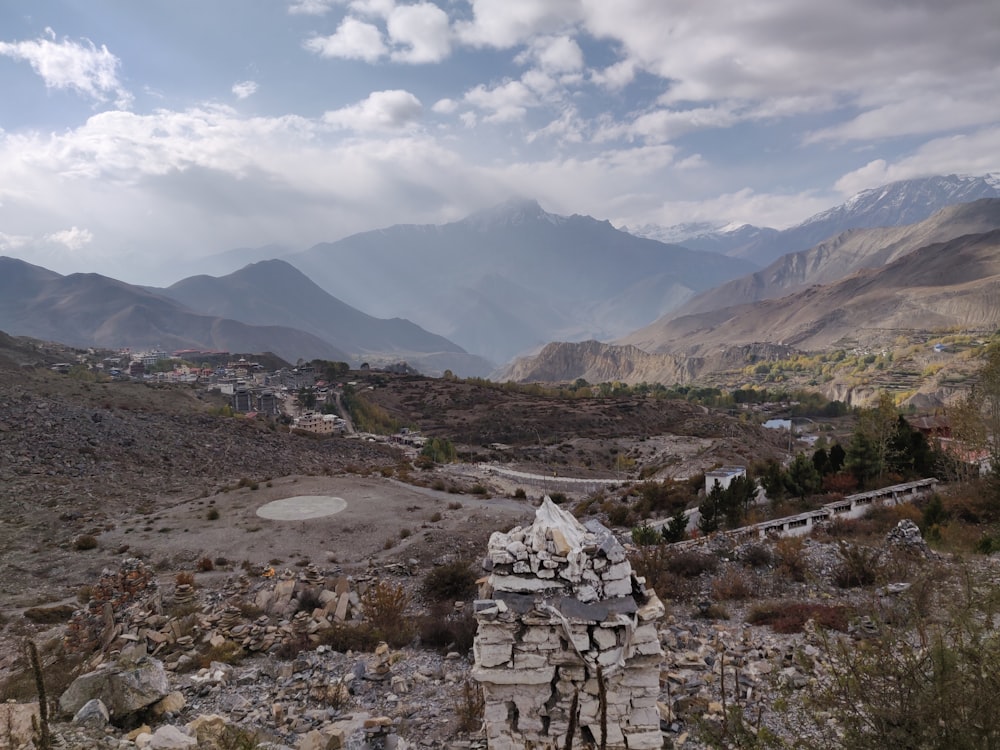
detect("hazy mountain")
(633, 174), (1000, 266)
(286, 199), (757, 362)
(625, 229), (1000, 355)
(0, 257), (348, 363)
(160, 260), (493, 377)
(670, 198), (1000, 319)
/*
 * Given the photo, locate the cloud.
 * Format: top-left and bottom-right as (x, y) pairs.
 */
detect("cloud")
(387, 2), (451, 63)
(518, 35), (584, 74)
(232, 80), (259, 99)
(456, 0), (581, 48)
(595, 105), (737, 145)
(0, 29), (132, 108)
(0, 232), (31, 252)
(304, 17), (387, 62)
(463, 79), (536, 123)
(45, 226), (94, 250)
(287, 0), (339, 14)
(323, 89), (423, 130)
(835, 127), (1000, 196)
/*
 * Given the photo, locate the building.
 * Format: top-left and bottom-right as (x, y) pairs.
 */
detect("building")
(293, 412), (343, 435)
(705, 465), (746, 495)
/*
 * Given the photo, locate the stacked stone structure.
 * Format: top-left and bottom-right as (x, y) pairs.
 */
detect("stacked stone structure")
(473, 498), (665, 749)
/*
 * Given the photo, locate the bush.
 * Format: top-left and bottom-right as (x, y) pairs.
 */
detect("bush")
(512, 488), (526, 499)
(741, 543), (773, 568)
(548, 492), (568, 505)
(666, 550), (719, 578)
(196, 557), (215, 572)
(423, 561), (478, 602)
(710, 568), (759, 600)
(631, 523), (661, 546)
(802, 577), (1000, 749)
(295, 588), (323, 614)
(206, 507), (221, 521)
(418, 604), (477, 655)
(23, 604), (76, 624)
(362, 580), (412, 647)
(73, 534), (98, 551)
(176, 571), (195, 586)
(832, 541), (881, 588)
(318, 623), (381, 653)
(774, 536), (807, 582)
(747, 601), (851, 634)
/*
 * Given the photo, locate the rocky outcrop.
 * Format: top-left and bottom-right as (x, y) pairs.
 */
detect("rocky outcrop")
(59, 656), (171, 722)
(473, 498), (664, 749)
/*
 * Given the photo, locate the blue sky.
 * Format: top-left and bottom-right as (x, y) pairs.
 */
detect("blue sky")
(1, 0), (999, 283)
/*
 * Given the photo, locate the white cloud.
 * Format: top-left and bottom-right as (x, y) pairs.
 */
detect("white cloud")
(0, 232), (31, 252)
(45, 226), (93, 250)
(595, 105), (737, 145)
(288, 0), (339, 15)
(387, 2), (451, 63)
(304, 17), (387, 62)
(456, 0), (581, 48)
(323, 89), (423, 131)
(0, 29), (132, 108)
(431, 98), (458, 114)
(835, 127), (1000, 196)
(519, 35), (584, 74)
(232, 80), (259, 100)
(463, 79), (535, 123)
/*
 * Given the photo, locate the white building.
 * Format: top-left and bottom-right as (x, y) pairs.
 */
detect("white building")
(705, 465), (746, 494)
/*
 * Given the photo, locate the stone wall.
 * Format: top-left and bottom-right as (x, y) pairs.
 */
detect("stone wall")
(472, 498), (664, 749)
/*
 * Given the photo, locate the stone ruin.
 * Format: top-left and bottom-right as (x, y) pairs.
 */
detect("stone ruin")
(473, 498), (665, 750)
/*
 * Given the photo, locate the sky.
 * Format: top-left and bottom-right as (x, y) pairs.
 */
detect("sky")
(1, 0), (999, 284)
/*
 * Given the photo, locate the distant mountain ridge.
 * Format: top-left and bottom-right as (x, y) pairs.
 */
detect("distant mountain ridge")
(159, 260), (492, 376)
(286, 198), (757, 362)
(632, 174), (1000, 266)
(0, 257), (348, 363)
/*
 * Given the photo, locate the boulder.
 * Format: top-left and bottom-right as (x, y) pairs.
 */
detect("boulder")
(72, 698), (110, 729)
(149, 724), (198, 749)
(59, 656), (170, 721)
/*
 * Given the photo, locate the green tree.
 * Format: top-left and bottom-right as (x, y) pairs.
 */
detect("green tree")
(855, 391), (898, 480)
(420, 437), (457, 464)
(786, 452), (822, 499)
(845, 431), (881, 487)
(661, 506), (689, 543)
(698, 481), (724, 534)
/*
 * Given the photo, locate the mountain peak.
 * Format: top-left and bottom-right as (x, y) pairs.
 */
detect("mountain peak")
(463, 198), (562, 230)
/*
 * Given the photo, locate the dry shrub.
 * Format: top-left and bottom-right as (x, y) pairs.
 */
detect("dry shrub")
(710, 568), (760, 601)
(197, 640), (244, 668)
(833, 541), (882, 588)
(774, 536), (807, 582)
(175, 571), (195, 587)
(362, 580), (413, 647)
(666, 550), (719, 578)
(317, 623), (381, 653)
(747, 601), (851, 634)
(455, 679), (485, 734)
(73, 534), (98, 551)
(23, 605), (75, 624)
(423, 561), (478, 602)
(418, 604), (477, 655)
(196, 557), (215, 572)
(741, 543), (773, 568)
(295, 588), (323, 614)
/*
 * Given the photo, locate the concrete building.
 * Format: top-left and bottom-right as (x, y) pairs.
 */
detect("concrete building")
(705, 465), (746, 495)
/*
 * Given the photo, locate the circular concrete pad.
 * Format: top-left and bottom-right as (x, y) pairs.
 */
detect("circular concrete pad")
(256, 495), (347, 520)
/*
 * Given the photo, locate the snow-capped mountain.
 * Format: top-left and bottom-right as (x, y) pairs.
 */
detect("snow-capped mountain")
(634, 173), (1000, 267)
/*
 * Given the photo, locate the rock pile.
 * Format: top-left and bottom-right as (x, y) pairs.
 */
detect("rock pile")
(473, 498), (664, 750)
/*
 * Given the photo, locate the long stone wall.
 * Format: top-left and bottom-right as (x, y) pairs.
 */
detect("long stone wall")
(473, 499), (665, 749)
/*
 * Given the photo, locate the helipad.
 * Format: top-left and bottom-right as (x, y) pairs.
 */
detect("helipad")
(256, 495), (347, 520)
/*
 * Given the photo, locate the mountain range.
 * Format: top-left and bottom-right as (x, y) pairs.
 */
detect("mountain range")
(285, 199), (757, 363)
(631, 174), (1000, 266)
(3, 173), (999, 382)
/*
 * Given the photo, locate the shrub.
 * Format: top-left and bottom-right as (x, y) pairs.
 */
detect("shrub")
(23, 604), (76, 624)
(361, 580), (412, 647)
(429, 511), (442, 522)
(175, 571), (195, 587)
(470, 484), (489, 496)
(295, 588), (323, 614)
(197, 640), (244, 668)
(318, 623), (381, 653)
(548, 492), (568, 505)
(832, 541), (881, 588)
(774, 536), (807, 582)
(512, 488), (526, 499)
(455, 679), (485, 734)
(747, 601), (851, 634)
(666, 550), (719, 578)
(710, 568), (759, 600)
(196, 557), (215, 572)
(631, 523), (661, 546)
(206, 507), (221, 521)
(73, 534), (98, 551)
(423, 561), (478, 602)
(741, 543), (773, 568)
(418, 604), (477, 655)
